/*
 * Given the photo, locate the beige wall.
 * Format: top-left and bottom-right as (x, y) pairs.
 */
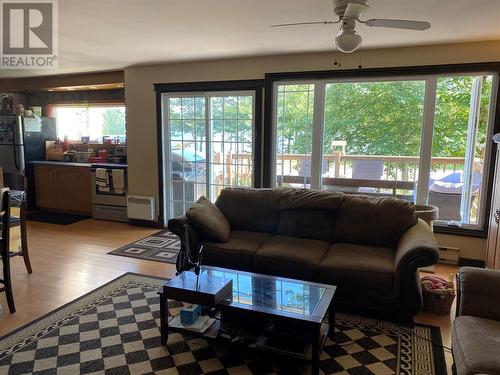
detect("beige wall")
(434, 233), (487, 261)
(125, 40), (500, 260)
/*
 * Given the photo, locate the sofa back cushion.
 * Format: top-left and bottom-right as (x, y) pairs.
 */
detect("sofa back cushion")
(215, 188), (279, 233)
(274, 188), (345, 211)
(278, 209), (336, 242)
(334, 195), (417, 248)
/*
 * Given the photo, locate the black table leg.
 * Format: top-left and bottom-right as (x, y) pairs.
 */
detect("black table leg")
(328, 303), (336, 339)
(158, 290), (168, 345)
(311, 323), (320, 375)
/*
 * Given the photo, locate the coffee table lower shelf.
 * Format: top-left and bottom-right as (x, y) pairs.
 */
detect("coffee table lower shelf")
(166, 315), (330, 361)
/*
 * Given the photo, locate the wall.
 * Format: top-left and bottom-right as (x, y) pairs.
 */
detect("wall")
(25, 89), (124, 116)
(0, 70), (124, 92)
(434, 233), (487, 261)
(125, 40), (500, 260)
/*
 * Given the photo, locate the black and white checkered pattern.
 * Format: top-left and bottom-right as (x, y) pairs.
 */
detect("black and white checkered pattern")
(0, 274), (445, 375)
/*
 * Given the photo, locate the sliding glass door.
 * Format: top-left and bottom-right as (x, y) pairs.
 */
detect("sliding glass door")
(429, 75), (494, 225)
(273, 73), (498, 230)
(164, 92), (255, 218)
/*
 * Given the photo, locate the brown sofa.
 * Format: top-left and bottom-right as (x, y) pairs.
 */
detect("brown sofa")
(452, 267), (500, 375)
(168, 188), (439, 319)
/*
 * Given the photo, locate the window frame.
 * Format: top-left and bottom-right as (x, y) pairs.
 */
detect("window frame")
(154, 79), (265, 227)
(264, 63), (500, 237)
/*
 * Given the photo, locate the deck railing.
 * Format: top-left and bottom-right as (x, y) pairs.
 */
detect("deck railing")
(274, 153), (467, 181)
(215, 152), (470, 195)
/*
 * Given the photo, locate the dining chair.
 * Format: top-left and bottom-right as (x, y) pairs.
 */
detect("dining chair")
(0, 172), (32, 274)
(0, 189), (16, 313)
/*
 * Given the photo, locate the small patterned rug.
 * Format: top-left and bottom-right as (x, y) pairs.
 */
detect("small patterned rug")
(108, 231), (181, 264)
(0, 273), (447, 375)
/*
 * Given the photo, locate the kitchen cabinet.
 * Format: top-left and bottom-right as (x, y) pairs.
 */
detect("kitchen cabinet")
(486, 140), (500, 269)
(34, 164), (92, 215)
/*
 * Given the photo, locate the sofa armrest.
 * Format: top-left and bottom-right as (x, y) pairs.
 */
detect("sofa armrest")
(168, 215), (202, 261)
(395, 219), (439, 276)
(168, 215), (189, 237)
(457, 267), (500, 321)
(392, 219), (439, 314)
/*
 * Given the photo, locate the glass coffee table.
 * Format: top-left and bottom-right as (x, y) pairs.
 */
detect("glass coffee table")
(158, 266), (336, 375)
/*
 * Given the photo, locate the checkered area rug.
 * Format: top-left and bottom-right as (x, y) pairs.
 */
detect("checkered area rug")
(108, 231), (181, 264)
(0, 274), (446, 375)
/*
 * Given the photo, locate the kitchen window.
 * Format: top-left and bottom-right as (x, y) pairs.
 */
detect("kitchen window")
(54, 105), (126, 142)
(272, 73), (498, 231)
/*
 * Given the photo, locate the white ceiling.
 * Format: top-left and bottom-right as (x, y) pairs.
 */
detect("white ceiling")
(1, 0), (500, 78)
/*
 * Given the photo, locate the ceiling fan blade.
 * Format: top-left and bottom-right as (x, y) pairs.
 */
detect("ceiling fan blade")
(344, 3), (369, 19)
(365, 19), (431, 30)
(270, 21), (334, 27)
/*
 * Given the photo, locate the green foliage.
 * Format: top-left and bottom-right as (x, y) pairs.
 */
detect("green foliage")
(433, 76), (491, 157)
(102, 108), (126, 136)
(324, 81), (424, 156)
(169, 96), (253, 147)
(277, 77), (493, 158)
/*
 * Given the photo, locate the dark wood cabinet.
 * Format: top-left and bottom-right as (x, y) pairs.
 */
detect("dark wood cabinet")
(486, 141), (500, 269)
(34, 164), (92, 215)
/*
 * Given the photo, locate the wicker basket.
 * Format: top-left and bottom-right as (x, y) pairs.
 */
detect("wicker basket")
(422, 279), (456, 315)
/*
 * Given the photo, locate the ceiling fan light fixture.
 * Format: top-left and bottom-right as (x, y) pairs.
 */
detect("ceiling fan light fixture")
(334, 29), (361, 53)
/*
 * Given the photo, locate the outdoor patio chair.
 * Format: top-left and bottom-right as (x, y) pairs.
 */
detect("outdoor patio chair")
(428, 190), (478, 222)
(298, 158), (329, 177)
(352, 159), (384, 193)
(428, 171), (481, 222)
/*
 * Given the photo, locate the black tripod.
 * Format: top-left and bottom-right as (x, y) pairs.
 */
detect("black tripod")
(176, 224), (205, 290)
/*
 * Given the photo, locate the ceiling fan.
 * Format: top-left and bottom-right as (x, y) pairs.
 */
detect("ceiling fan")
(271, 0), (431, 53)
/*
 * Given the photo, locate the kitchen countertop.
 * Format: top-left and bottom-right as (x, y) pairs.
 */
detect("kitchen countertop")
(30, 161), (128, 168)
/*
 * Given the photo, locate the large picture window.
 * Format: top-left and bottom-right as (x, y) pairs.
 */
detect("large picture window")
(273, 73), (498, 231)
(54, 105), (126, 142)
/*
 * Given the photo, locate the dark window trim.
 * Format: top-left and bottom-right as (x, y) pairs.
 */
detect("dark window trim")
(155, 79), (265, 227)
(434, 225), (489, 238)
(263, 62), (500, 238)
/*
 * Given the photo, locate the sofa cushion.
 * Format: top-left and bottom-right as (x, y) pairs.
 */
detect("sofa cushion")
(334, 195), (417, 248)
(215, 188), (278, 234)
(452, 315), (500, 375)
(274, 188), (344, 211)
(278, 209), (335, 242)
(203, 231), (271, 270)
(186, 196), (230, 242)
(318, 243), (394, 291)
(253, 235), (330, 281)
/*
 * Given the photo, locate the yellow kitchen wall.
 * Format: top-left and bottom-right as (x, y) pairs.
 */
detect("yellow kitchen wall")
(125, 39), (500, 261)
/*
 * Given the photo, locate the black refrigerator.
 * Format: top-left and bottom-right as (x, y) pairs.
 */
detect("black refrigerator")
(0, 115), (57, 208)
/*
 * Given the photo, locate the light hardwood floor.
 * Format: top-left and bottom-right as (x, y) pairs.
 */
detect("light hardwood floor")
(0, 219), (457, 372)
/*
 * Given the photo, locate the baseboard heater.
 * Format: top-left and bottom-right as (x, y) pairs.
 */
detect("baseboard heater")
(127, 195), (155, 221)
(421, 245), (460, 273)
(438, 246), (460, 265)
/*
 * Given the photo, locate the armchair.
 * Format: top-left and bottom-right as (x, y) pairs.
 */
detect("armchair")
(452, 267), (500, 375)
